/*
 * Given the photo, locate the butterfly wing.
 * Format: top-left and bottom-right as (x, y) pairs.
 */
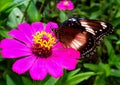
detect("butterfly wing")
(56, 18), (113, 57)
(79, 19), (113, 45)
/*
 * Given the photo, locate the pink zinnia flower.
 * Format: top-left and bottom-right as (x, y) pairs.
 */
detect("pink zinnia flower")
(57, 0), (74, 10)
(0, 22), (80, 80)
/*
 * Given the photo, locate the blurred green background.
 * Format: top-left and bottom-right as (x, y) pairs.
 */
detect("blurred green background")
(0, 0), (120, 85)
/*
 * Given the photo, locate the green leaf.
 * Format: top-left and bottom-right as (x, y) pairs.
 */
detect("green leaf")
(107, 35), (118, 40)
(49, 13), (58, 18)
(116, 29), (120, 35)
(7, 7), (23, 28)
(59, 11), (68, 22)
(22, 76), (33, 85)
(84, 64), (101, 71)
(90, 11), (101, 19)
(103, 38), (115, 57)
(27, 1), (41, 22)
(0, 0), (13, 12)
(44, 77), (59, 85)
(0, 30), (10, 38)
(110, 69), (120, 77)
(102, 64), (111, 77)
(6, 74), (16, 85)
(109, 54), (120, 65)
(116, 40), (120, 44)
(112, 17), (120, 27)
(4, 0), (26, 13)
(0, 79), (6, 85)
(67, 68), (80, 79)
(84, 63), (110, 77)
(116, 9), (120, 18)
(64, 72), (95, 85)
(93, 75), (106, 85)
(5, 71), (24, 85)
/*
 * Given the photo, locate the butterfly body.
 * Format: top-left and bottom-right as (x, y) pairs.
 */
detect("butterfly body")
(55, 18), (113, 57)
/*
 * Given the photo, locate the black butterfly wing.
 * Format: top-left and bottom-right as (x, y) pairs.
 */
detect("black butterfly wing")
(79, 19), (113, 45)
(56, 18), (113, 58)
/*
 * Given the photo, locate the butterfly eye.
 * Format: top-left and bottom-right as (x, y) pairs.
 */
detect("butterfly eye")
(58, 18), (113, 58)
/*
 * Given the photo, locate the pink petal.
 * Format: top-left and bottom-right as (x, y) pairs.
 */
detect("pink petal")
(18, 23), (33, 37)
(12, 55), (36, 74)
(64, 48), (80, 59)
(52, 42), (63, 51)
(31, 22), (44, 33)
(9, 23), (34, 45)
(67, 1), (74, 10)
(52, 47), (80, 70)
(1, 39), (31, 58)
(9, 29), (32, 45)
(53, 42), (80, 59)
(30, 58), (47, 80)
(46, 58), (63, 78)
(57, 1), (67, 10)
(45, 22), (58, 34)
(56, 1), (74, 10)
(54, 54), (78, 70)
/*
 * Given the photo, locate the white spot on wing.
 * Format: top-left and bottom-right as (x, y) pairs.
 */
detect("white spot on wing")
(80, 22), (95, 35)
(69, 18), (76, 21)
(70, 39), (82, 49)
(100, 22), (107, 29)
(85, 27), (95, 35)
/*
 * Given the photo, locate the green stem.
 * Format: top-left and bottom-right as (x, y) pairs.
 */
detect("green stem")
(38, 0), (45, 13)
(21, 0), (33, 23)
(32, 80), (36, 85)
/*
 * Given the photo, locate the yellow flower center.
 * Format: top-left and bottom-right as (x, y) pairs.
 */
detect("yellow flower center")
(33, 31), (56, 49)
(63, 1), (68, 6)
(32, 31), (56, 58)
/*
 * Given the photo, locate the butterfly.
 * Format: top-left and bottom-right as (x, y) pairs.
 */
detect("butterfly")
(53, 18), (113, 58)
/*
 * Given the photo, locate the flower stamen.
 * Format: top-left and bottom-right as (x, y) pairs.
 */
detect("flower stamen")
(63, 1), (68, 6)
(32, 31), (56, 58)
